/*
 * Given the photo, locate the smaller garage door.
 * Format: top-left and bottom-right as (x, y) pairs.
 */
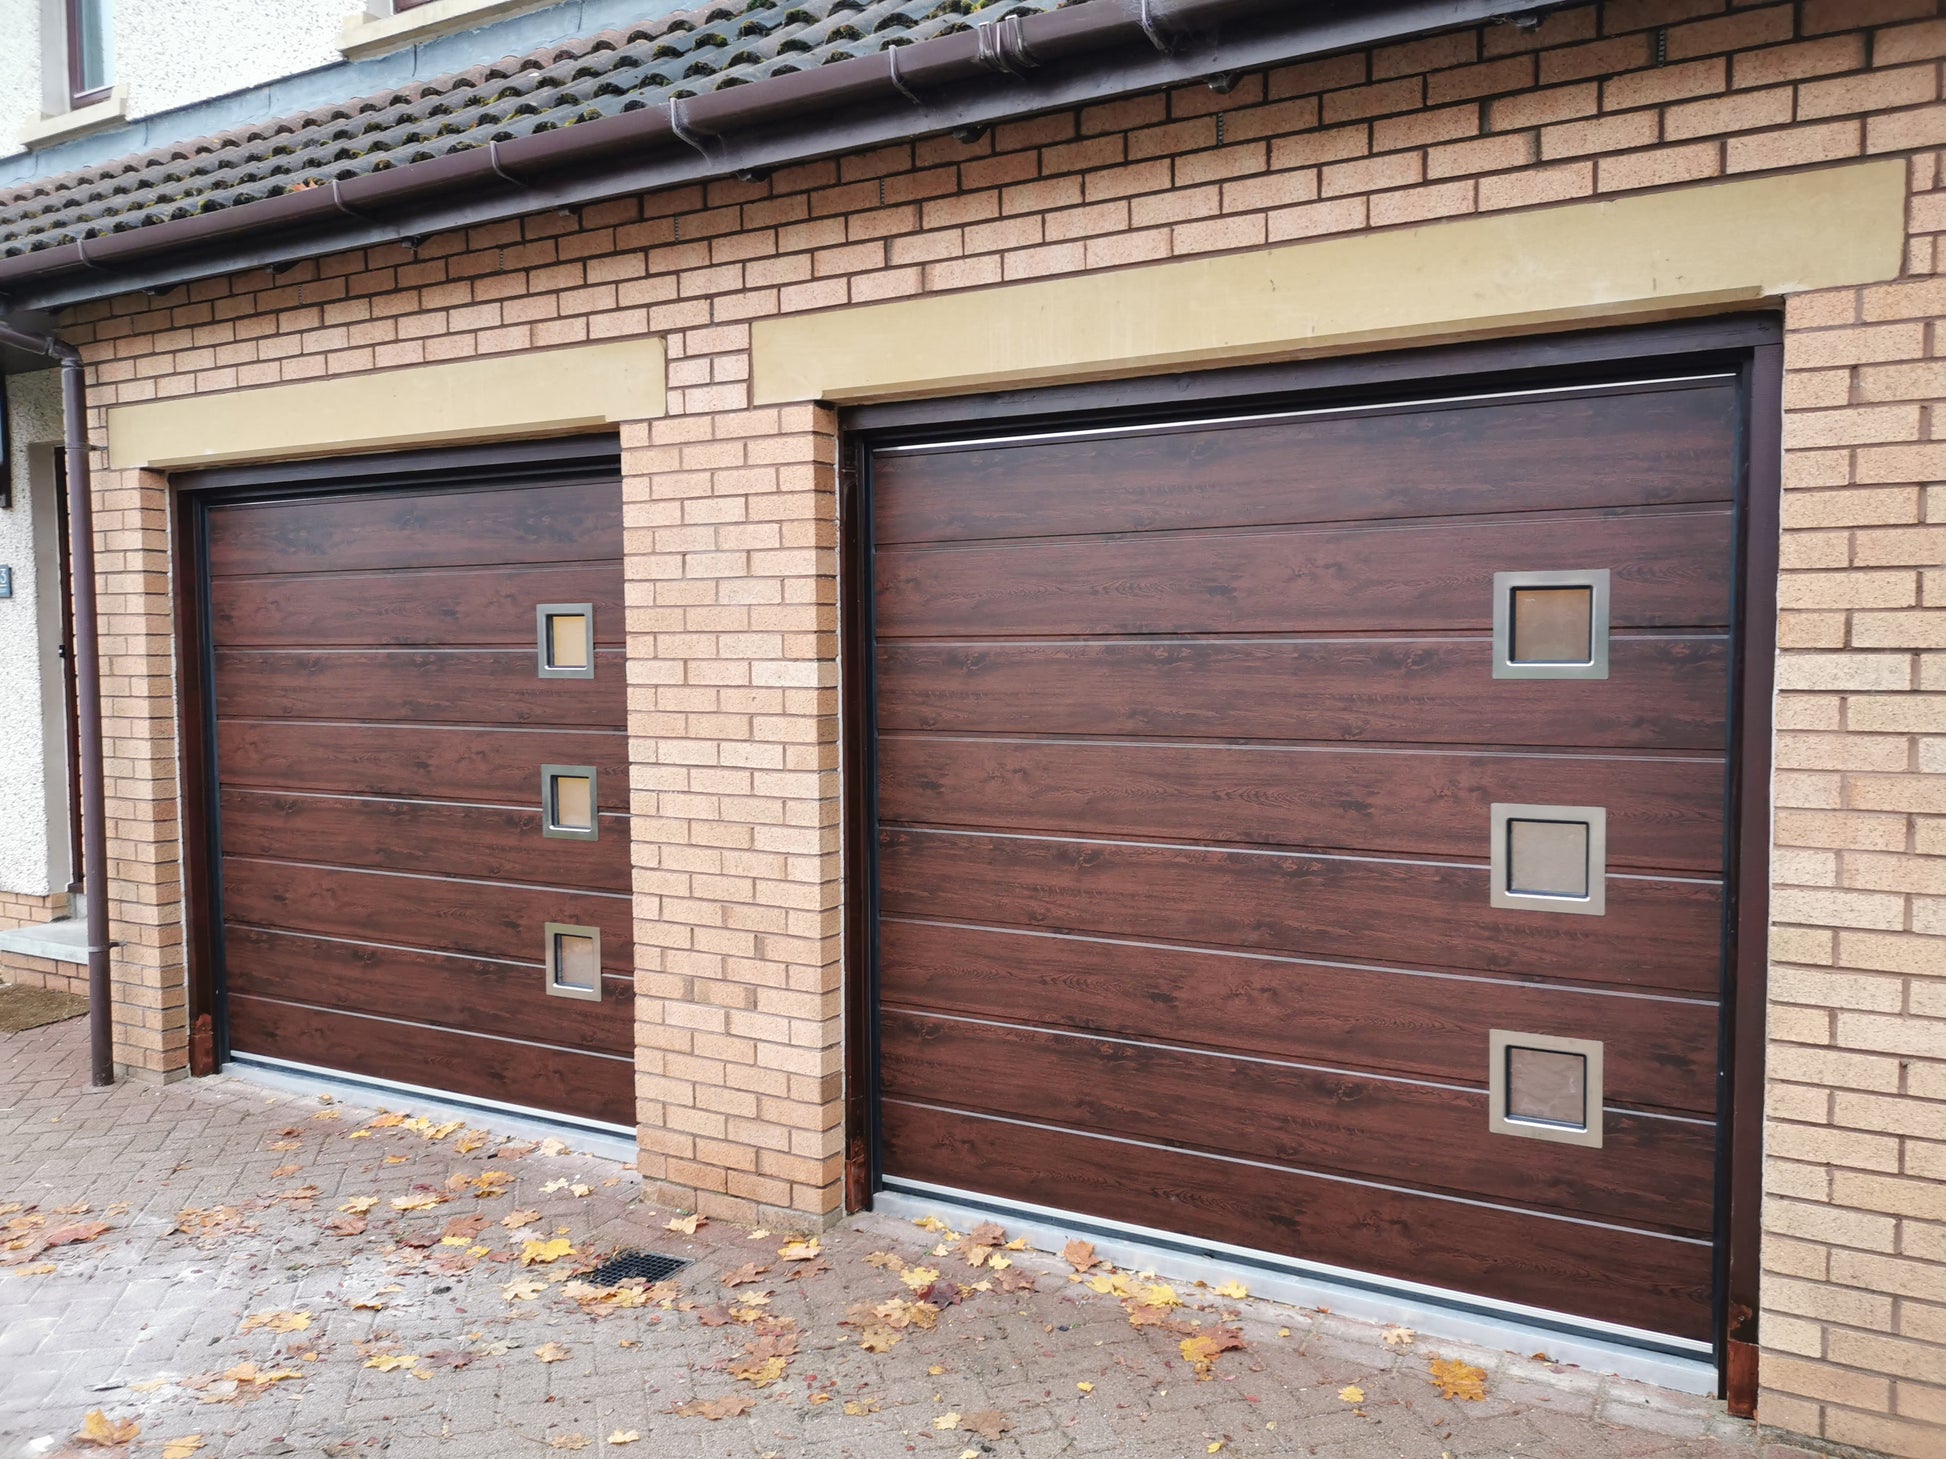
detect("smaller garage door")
(203, 459), (633, 1128)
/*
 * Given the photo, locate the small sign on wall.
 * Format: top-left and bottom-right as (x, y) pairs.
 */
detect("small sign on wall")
(0, 565), (11, 599)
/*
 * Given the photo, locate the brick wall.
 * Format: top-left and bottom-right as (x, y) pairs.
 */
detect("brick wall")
(46, 0), (1946, 1450)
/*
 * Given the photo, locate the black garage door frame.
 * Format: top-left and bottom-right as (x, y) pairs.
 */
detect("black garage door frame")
(837, 316), (1782, 1410)
(173, 434), (625, 1085)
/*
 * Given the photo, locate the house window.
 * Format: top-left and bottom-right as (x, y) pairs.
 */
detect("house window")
(67, 0), (112, 107)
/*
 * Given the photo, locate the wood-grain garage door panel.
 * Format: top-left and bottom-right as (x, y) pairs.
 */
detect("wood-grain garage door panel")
(211, 562), (624, 649)
(878, 637), (1727, 749)
(873, 382), (1738, 544)
(225, 928), (631, 1055)
(880, 828), (1717, 994)
(877, 920), (1719, 1114)
(878, 737), (1724, 872)
(220, 790), (630, 892)
(214, 649), (625, 727)
(224, 858), (632, 971)
(882, 1101), (1714, 1341)
(877, 510), (1731, 639)
(229, 997), (635, 1126)
(207, 480), (622, 574)
(217, 722), (628, 803)
(880, 1012), (1713, 1233)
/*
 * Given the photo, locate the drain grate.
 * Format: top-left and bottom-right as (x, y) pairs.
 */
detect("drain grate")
(582, 1249), (690, 1286)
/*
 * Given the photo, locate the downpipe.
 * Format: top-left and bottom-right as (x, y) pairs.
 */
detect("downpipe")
(0, 319), (114, 1087)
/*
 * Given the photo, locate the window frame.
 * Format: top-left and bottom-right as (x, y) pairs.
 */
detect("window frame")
(64, 0), (112, 108)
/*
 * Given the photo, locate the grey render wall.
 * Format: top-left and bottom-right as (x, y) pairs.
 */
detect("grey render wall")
(0, 368), (69, 898)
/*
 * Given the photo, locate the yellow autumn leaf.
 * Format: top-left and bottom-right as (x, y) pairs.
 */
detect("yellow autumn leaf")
(1213, 1280), (1248, 1300)
(1076, 1382), (1093, 1393)
(9, 1263), (58, 1277)
(1208, 1446), (1224, 1455)
(606, 1432), (640, 1445)
(521, 1238), (574, 1265)
(900, 1266), (941, 1289)
(933, 1413), (960, 1430)
(502, 1278), (546, 1300)
(1429, 1356), (1488, 1401)
(161, 1436), (204, 1459)
(1338, 1385), (1365, 1404)
(390, 1193), (443, 1211)
(364, 1354), (420, 1372)
(503, 1209), (542, 1229)
(914, 1214), (952, 1233)
(665, 1212), (704, 1234)
(535, 1343), (571, 1363)
(77, 1410), (139, 1445)
(777, 1238), (821, 1261)
(1382, 1324), (1415, 1348)
(843, 1398), (880, 1415)
(339, 1196), (378, 1214)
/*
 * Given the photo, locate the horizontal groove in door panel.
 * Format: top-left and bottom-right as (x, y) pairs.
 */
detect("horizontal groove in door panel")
(216, 721), (627, 803)
(210, 561), (625, 649)
(214, 649), (626, 728)
(878, 828), (1722, 995)
(222, 858), (632, 970)
(880, 1012), (1713, 1233)
(228, 995), (634, 1127)
(224, 927), (632, 1055)
(207, 479), (623, 576)
(872, 384), (1738, 546)
(875, 510), (1732, 639)
(877, 735), (1725, 872)
(878, 637), (1729, 751)
(878, 920), (1717, 1113)
(879, 1100), (1712, 1341)
(218, 789), (631, 893)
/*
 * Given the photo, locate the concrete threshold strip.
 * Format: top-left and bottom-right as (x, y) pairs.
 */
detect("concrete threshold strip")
(221, 1051), (638, 1165)
(876, 1178), (1717, 1397)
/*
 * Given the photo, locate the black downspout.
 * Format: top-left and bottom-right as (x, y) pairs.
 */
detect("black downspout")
(0, 320), (113, 1087)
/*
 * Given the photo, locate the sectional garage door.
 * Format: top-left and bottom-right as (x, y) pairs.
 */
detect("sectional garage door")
(204, 466), (633, 1128)
(869, 374), (1742, 1344)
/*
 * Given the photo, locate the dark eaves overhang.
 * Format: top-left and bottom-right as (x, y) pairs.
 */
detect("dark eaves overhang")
(0, 0), (1568, 314)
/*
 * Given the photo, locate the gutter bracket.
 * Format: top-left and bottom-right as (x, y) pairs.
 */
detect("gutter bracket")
(329, 178), (375, 225)
(73, 235), (128, 279)
(1136, 0), (1178, 55)
(975, 15), (1041, 78)
(885, 42), (923, 107)
(487, 139), (533, 189)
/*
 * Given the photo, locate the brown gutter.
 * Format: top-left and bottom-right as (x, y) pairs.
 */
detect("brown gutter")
(0, 0), (1565, 311)
(0, 319), (113, 1087)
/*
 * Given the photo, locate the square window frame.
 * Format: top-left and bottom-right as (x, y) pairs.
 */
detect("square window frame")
(540, 764), (600, 841)
(1489, 803), (1607, 917)
(544, 922), (603, 1002)
(1492, 569), (1610, 680)
(536, 602), (596, 680)
(1487, 1029), (1605, 1149)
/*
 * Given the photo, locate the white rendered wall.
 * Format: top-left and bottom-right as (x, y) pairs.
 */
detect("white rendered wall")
(0, 368), (69, 898)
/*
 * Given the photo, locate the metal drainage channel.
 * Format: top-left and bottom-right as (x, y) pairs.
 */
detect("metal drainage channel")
(582, 1251), (690, 1286)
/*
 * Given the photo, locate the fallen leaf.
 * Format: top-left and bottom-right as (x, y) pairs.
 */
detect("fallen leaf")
(843, 1398), (881, 1416)
(161, 1437), (204, 1459)
(503, 1209), (542, 1229)
(367, 1113), (407, 1129)
(1209, 1446), (1224, 1455)
(76, 1411), (140, 1447)
(722, 1263), (770, 1287)
(855, 1325), (900, 1353)
(666, 1213), (704, 1235)
(241, 1310), (311, 1334)
(1213, 1279), (1249, 1300)
(963, 1410), (1012, 1441)
(521, 1238), (575, 1265)
(1429, 1356), (1488, 1402)
(1338, 1385), (1366, 1404)
(535, 1343), (571, 1364)
(363, 1354), (420, 1372)
(728, 1354), (787, 1386)
(41, 1221), (112, 1249)
(778, 1238), (821, 1261)
(269, 1165), (301, 1179)
(221, 1362), (303, 1387)
(670, 1394), (756, 1420)
(900, 1266), (941, 1290)
(1382, 1324), (1415, 1348)
(606, 1432), (640, 1445)
(502, 1279), (546, 1301)
(322, 1214), (366, 1237)
(1063, 1239), (1100, 1273)
(863, 1251), (904, 1271)
(1076, 1381), (1094, 1393)
(933, 1412), (960, 1431)
(548, 1436), (590, 1451)
(390, 1193), (444, 1211)
(8, 1262), (58, 1277)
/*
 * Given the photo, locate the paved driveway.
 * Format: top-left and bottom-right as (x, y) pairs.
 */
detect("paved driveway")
(2, 1014), (1800, 1459)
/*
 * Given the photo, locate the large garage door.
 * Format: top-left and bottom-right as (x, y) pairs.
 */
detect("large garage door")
(869, 374), (1742, 1344)
(204, 463), (633, 1128)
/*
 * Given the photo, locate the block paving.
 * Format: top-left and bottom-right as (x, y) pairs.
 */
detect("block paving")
(4, 1015), (1813, 1459)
